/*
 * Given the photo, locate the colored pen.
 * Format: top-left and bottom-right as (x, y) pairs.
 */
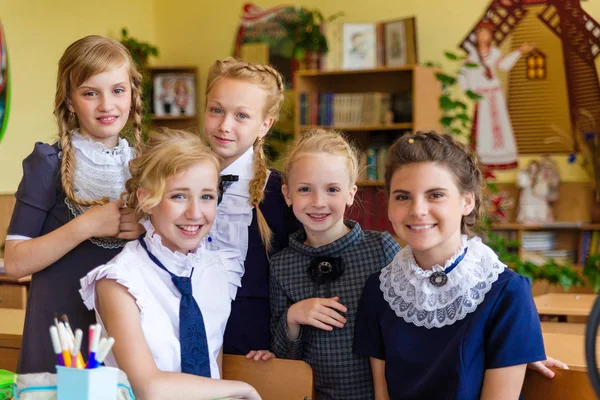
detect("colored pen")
(88, 338), (107, 369)
(57, 323), (72, 368)
(87, 323), (102, 369)
(71, 329), (83, 368)
(88, 324), (96, 358)
(49, 326), (65, 367)
(95, 337), (115, 366)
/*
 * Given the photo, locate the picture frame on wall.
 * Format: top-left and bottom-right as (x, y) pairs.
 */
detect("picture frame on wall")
(342, 23), (377, 70)
(153, 73), (196, 117)
(384, 17), (417, 67)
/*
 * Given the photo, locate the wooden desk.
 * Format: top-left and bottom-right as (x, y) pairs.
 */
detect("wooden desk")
(0, 308), (24, 372)
(534, 293), (597, 318)
(541, 322), (600, 371)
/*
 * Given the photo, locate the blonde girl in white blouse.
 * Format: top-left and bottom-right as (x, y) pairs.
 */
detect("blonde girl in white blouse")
(80, 129), (261, 400)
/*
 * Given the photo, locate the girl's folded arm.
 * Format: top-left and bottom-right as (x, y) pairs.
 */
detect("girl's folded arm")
(95, 278), (260, 400)
(479, 364), (527, 400)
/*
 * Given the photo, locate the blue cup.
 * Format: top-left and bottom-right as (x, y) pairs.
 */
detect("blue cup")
(56, 366), (119, 400)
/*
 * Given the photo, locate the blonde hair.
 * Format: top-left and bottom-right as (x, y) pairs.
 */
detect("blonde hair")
(54, 35), (143, 207)
(283, 128), (360, 186)
(124, 128), (220, 218)
(384, 131), (484, 236)
(205, 57), (285, 252)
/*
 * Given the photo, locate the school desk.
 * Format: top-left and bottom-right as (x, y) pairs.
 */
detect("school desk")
(540, 322), (600, 371)
(0, 308), (24, 372)
(534, 293), (596, 319)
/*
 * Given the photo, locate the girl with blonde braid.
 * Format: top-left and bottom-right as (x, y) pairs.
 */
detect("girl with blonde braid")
(203, 57), (298, 358)
(4, 35), (144, 373)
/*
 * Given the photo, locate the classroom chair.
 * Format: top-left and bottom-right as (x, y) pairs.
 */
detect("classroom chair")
(222, 354), (314, 400)
(522, 368), (596, 400)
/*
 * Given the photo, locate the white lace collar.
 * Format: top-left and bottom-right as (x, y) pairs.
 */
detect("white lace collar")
(221, 147), (254, 180)
(141, 219), (206, 277)
(379, 236), (506, 329)
(71, 130), (133, 166)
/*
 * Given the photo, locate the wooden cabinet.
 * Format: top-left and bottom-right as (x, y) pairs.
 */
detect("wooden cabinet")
(147, 66), (200, 132)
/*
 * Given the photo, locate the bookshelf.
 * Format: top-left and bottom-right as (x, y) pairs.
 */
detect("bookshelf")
(147, 66), (200, 131)
(294, 65), (442, 235)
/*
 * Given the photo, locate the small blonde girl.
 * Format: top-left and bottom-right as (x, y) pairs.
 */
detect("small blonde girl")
(80, 129), (260, 400)
(203, 57), (298, 357)
(269, 129), (401, 400)
(5, 35), (143, 373)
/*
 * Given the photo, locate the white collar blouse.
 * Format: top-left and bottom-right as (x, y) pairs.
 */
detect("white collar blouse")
(379, 235), (506, 329)
(80, 219), (244, 378)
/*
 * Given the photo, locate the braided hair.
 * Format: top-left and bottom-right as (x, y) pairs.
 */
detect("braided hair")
(205, 57), (285, 252)
(54, 35), (143, 207)
(384, 131), (484, 236)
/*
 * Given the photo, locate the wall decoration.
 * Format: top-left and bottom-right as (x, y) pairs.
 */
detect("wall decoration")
(342, 23), (377, 70)
(152, 74), (195, 117)
(232, 3), (298, 88)
(458, 0), (600, 162)
(0, 18), (9, 143)
(384, 17), (417, 67)
(516, 156), (560, 224)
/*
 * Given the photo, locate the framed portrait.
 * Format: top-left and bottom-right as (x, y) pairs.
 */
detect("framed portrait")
(342, 23), (377, 70)
(384, 17), (417, 67)
(153, 73), (196, 117)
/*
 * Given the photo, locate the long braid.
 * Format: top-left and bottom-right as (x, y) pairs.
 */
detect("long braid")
(130, 68), (144, 155)
(56, 105), (107, 207)
(249, 138), (272, 252)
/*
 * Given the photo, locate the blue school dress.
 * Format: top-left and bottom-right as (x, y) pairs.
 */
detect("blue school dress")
(354, 236), (546, 400)
(6, 133), (133, 373)
(205, 147), (298, 355)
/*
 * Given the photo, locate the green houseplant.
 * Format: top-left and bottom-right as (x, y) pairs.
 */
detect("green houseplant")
(282, 8), (343, 69)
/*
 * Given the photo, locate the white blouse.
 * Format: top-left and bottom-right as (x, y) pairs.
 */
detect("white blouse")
(204, 147), (270, 263)
(80, 220), (244, 378)
(6, 131), (133, 243)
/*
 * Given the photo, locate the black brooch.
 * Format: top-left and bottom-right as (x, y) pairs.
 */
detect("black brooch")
(307, 256), (344, 298)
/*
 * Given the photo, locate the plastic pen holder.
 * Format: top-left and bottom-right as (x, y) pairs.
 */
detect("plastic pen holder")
(56, 365), (119, 400)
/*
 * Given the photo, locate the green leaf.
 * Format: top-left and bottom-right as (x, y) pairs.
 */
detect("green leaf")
(435, 73), (456, 85)
(439, 95), (455, 111)
(454, 101), (468, 110)
(452, 128), (463, 135)
(456, 113), (470, 122)
(440, 116), (454, 127)
(465, 90), (483, 101)
(444, 51), (463, 61)
(486, 182), (498, 193)
(465, 62), (479, 68)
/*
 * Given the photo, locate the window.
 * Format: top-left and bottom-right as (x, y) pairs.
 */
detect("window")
(526, 50), (546, 80)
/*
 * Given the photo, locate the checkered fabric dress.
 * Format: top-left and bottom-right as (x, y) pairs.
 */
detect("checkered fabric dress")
(270, 220), (400, 400)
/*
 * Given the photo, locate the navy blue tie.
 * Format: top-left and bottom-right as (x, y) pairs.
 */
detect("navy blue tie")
(138, 236), (211, 377)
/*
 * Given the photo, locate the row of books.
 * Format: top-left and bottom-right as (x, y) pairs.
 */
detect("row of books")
(298, 92), (412, 127)
(580, 230), (600, 265)
(346, 187), (393, 234)
(321, 17), (418, 71)
(359, 146), (388, 182)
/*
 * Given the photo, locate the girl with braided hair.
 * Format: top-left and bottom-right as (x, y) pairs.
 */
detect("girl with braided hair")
(354, 131), (548, 399)
(4, 35), (144, 373)
(203, 57), (298, 358)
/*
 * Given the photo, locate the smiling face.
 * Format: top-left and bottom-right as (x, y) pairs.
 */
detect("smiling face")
(282, 153), (357, 247)
(204, 77), (273, 169)
(68, 64), (132, 147)
(387, 162), (475, 269)
(140, 160), (219, 254)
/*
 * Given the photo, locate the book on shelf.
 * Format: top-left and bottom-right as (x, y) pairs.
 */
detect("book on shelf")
(580, 230), (600, 265)
(299, 91), (405, 127)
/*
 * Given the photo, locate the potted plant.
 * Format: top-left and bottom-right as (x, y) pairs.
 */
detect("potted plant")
(282, 8), (343, 70)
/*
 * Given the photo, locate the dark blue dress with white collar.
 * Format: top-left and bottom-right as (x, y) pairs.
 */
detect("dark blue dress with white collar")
(222, 169), (298, 354)
(354, 237), (546, 400)
(7, 143), (127, 373)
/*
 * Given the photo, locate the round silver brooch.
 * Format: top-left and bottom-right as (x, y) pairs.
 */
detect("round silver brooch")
(429, 271), (448, 287)
(318, 261), (333, 274)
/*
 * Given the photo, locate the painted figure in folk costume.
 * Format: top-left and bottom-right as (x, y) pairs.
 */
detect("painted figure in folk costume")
(458, 19), (534, 171)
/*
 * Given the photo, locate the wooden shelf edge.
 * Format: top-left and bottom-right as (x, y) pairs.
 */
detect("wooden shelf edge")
(491, 222), (600, 231)
(300, 123), (412, 132)
(151, 115), (198, 121)
(296, 64), (421, 77)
